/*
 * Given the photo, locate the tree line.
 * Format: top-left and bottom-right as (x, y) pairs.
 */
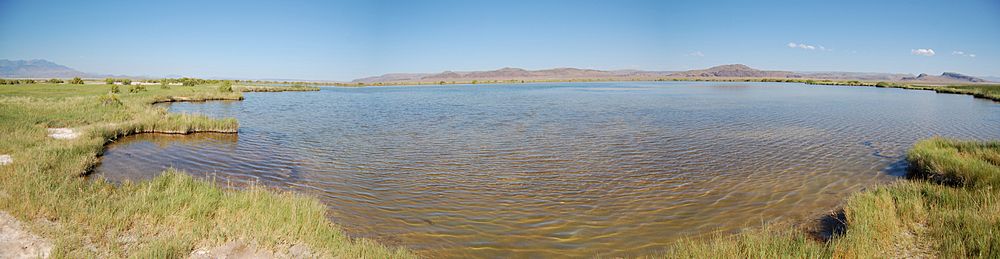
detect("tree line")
(0, 77), (84, 85)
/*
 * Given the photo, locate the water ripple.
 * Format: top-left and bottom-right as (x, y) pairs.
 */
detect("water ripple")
(95, 82), (1000, 258)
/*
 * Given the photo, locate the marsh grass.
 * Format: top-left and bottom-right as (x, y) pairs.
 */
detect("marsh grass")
(897, 85), (1000, 102)
(665, 138), (1000, 258)
(236, 84), (321, 92)
(0, 83), (412, 258)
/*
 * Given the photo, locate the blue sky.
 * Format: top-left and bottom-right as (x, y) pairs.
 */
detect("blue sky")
(1, 0), (997, 80)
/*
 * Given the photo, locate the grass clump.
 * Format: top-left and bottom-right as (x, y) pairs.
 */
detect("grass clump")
(97, 92), (122, 106)
(666, 137), (1000, 258)
(128, 84), (147, 93)
(218, 80), (233, 93)
(908, 137), (1000, 187)
(0, 83), (412, 258)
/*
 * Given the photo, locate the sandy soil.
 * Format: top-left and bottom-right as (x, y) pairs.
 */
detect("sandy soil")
(0, 212), (52, 259)
(189, 241), (315, 259)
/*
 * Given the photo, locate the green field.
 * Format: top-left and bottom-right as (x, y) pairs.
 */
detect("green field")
(0, 83), (412, 258)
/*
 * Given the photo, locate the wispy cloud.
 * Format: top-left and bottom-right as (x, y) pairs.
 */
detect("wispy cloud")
(686, 51), (704, 57)
(911, 48), (936, 56)
(787, 42), (829, 51)
(952, 50), (976, 58)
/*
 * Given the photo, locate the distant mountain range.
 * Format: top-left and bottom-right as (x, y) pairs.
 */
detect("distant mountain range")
(0, 59), (993, 84)
(901, 72), (988, 83)
(351, 67), (674, 83)
(0, 59), (99, 78)
(354, 64), (990, 84)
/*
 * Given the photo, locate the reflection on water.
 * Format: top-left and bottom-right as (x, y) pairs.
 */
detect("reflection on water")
(95, 82), (1000, 257)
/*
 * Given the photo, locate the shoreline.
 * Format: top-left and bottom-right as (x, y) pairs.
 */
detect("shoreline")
(1, 82), (997, 257)
(0, 83), (414, 257)
(336, 78), (1000, 102)
(668, 138), (999, 257)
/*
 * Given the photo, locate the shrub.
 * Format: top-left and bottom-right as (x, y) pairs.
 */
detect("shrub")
(0, 79), (20, 85)
(105, 78), (115, 85)
(110, 84), (120, 93)
(69, 77), (84, 84)
(875, 82), (895, 88)
(97, 93), (122, 106)
(128, 85), (147, 93)
(47, 78), (64, 84)
(218, 81), (233, 93)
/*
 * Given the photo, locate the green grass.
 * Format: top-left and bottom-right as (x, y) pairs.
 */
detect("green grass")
(665, 137), (1000, 258)
(0, 83), (412, 258)
(909, 84), (1000, 102)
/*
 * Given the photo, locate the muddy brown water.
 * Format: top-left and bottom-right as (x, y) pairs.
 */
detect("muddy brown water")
(94, 82), (1000, 257)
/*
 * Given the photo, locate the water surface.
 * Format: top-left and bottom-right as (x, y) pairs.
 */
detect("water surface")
(96, 82), (1000, 257)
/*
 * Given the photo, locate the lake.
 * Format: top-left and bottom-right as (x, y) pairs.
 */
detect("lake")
(94, 82), (1000, 257)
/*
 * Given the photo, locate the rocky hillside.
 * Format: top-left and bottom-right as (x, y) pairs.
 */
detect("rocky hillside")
(668, 64), (795, 78)
(901, 72), (987, 83)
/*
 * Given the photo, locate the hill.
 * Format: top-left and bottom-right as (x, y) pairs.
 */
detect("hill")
(351, 64), (933, 84)
(668, 64), (794, 78)
(901, 72), (987, 83)
(0, 59), (96, 78)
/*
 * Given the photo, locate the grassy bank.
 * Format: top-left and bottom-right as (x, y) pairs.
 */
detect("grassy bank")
(666, 137), (1000, 258)
(343, 77), (1000, 102)
(236, 84), (321, 92)
(892, 84), (1000, 102)
(0, 83), (411, 258)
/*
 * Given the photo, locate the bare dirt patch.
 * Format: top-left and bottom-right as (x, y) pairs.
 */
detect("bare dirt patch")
(189, 241), (315, 259)
(47, 128), (80, 140)
(0, 155), (11, 165)
(0, 212), (52, 259)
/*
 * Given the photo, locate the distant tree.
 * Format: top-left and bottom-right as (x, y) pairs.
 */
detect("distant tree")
(47, 78), (64, 84)
(121, 79), (132, 85)
(181, 78), (197, 86)
(105, 78), (115, 85)
(69, 77), (84, 84)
